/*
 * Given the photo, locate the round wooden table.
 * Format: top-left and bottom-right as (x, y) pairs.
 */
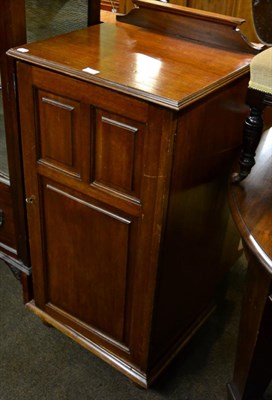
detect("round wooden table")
(227, 126), (272, 400)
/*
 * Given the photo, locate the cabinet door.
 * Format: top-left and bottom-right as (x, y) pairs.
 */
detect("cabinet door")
(16, 62), (174, 368)
(38, 179), (135, 346)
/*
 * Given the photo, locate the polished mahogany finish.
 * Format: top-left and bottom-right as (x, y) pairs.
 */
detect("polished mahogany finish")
(227, 127), (272, 400)
(8, 1), (258, 388)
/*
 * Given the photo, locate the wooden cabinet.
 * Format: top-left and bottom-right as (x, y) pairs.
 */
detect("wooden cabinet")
(8, 0), (258, 387)
(17, 65), (153, 363)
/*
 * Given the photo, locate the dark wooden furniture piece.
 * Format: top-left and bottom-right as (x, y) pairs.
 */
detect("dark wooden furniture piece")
(0, 0), (30, 289)
(7, 0), (259, 387)
(232, 86), (272, 183)
(227, 127), (272, 400)
(0, 0), (100, 298)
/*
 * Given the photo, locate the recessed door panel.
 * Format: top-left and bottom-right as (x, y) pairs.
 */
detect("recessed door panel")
(42, 179), (132, 345)
(94, 109), (144, 199)
(36, 90), (84, 178)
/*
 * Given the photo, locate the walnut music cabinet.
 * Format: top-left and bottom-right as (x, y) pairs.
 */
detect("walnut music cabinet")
(7, 0), (260, 388)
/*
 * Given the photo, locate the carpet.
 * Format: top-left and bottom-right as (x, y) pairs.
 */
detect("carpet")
(0, 256), (251, 400)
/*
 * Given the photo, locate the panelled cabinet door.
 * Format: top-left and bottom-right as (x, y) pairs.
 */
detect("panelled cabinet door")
(16, 61), (175, 372)
(40, 179), (134, 347)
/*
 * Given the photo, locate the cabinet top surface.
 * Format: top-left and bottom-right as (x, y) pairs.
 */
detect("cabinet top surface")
(8, 19), (253, 109)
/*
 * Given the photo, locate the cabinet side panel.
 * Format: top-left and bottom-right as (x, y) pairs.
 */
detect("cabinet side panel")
(150, 77), (249, 366)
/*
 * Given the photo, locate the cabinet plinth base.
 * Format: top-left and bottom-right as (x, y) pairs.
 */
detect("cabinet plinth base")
(26, 300), (216, 388)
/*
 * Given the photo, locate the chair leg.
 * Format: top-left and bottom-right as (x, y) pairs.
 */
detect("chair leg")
(232, 105), (264, 183)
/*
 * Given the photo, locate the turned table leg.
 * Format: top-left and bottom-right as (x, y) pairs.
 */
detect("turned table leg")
(232, 89), (266, 184)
